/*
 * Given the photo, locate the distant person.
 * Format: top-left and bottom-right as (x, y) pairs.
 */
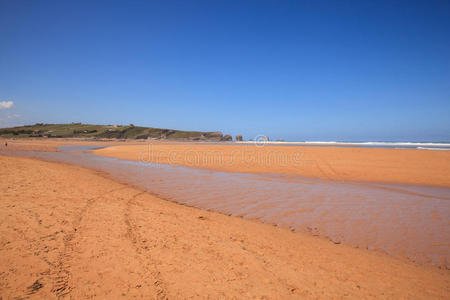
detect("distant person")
(4, 141), (7, 147)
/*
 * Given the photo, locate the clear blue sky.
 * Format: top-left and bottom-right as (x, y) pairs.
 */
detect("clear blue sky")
(1, 0), (449, 141)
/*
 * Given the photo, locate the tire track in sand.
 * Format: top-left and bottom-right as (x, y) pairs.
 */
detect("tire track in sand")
(124, 191), (168, 300)
(50, 187), (128, 298)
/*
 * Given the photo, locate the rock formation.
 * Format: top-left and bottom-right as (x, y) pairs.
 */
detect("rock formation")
(221, 134), (232, 141)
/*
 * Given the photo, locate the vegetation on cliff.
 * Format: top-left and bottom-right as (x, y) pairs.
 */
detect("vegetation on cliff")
(0, 123), (230, 140)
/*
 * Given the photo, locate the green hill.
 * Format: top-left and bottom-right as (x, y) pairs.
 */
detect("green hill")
(0, 123), (231, 141)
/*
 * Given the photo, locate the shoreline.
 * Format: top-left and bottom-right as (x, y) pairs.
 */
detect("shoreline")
(1, 154), (449, 298)
(1, 140), (449, 266)
(93, 143), (450, 188)
(1, 144), (449, 266)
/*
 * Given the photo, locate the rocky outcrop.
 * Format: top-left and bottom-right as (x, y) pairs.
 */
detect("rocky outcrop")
(195, 132), (223, 141)
(191, 132), (232, 142)
(204, 132), (223, 139)
(235, 135), (243, 141)
(221, 134), (232, 141)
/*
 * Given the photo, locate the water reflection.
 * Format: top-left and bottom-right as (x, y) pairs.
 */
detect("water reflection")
(2, 146), (449, 267)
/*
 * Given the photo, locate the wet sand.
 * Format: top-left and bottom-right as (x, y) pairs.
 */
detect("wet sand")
(4, 145), (449, 266)
(0, 155), (449, 299)
(0, 138), (131, 152)
(95, 143), (450, 187)
(2, 140), (450, 265)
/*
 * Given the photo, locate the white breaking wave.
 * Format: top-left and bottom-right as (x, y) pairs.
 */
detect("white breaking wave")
(304, 141), (450, 147)
(417, 147), (450, 151)
(235, 141), (450, 148)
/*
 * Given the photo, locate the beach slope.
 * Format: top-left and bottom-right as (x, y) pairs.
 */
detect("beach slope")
(0, 155), (448, 299)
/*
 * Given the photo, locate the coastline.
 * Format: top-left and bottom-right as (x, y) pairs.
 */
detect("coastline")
(1, 154), (449, 299)
(2, 142), (449, 267)
(94, 143), (450, 188)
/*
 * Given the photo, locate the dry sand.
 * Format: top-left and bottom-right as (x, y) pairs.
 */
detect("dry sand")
(0, 155), (449, 299)
(95, 143), (450, 187)
(0, 138), (131, 152)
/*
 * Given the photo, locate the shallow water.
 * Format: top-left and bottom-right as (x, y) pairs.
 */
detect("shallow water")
(2, 146), (449, 267)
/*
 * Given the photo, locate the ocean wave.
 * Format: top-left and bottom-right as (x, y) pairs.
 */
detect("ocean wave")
(303, 141), (450, 147)
(236, 141), (450, 148)
(416, 147), (450, 151)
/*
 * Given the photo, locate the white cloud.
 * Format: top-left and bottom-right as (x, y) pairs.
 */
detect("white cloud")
(0, 101), (14, 109)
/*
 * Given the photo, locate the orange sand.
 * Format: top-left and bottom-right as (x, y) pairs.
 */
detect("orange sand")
(0, 138), (132, 152)
(0, 155), (449, 299)
(95, 143), (450, 187)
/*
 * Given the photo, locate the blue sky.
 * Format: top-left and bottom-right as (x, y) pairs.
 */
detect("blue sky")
(1, 0), (449, 141)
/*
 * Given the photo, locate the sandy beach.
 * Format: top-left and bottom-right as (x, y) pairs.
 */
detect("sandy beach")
(4, 139), (450, 189)
(0, 154), (449, 299)
(2, 0), (449, 298)
(95, 143), (450, 187)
